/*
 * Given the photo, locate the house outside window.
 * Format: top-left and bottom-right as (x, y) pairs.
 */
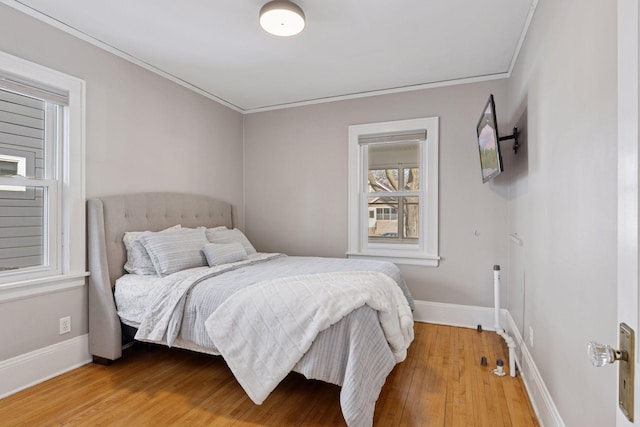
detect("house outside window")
(348, 117), (439, 266)
(0, 154), (27, 191)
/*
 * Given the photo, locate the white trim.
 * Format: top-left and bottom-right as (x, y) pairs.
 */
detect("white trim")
(0, 334), (91, 399)
(412, 299), (497, 329)
(507, 0), (539, 76)
(347, 252), (439, 267)
(0, 49), (86, 286)
(0, 272), (88, 303)
(502, 311), (566, 427)
(617, 1), (640, 426)
(413, 299), (565, 427)
(244, 73), (510, 114)
(348, 117), (439, 266)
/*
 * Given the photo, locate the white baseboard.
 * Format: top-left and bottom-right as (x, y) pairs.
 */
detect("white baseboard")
(413, 300), (565, 427)
(0, 334), (91, 399)
(413, 299), (499, 330)
(502, 311), (566, 427)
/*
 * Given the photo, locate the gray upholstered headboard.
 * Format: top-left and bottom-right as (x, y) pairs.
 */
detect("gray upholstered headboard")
(87, 192), (233, 362)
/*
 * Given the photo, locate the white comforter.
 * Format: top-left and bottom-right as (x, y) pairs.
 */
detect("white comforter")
(131, 255), (414, 427)
(204, 270), (414, 405)
(135, 253), (283, 346)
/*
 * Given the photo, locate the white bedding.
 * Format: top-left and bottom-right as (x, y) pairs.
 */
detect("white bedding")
(114, 254), (279, 329)
(114, 254), (415, 427)
(206, 270), (414, 405)
(114, 273), (165, 327)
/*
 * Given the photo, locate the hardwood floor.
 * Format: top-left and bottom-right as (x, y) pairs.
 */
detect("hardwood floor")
(1, 323), (539, 426)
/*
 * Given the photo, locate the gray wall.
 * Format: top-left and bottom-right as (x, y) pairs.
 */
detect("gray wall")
(506, 0), (617, 425)
(244, 79), (511, 306)
(0, 4), (244, 361)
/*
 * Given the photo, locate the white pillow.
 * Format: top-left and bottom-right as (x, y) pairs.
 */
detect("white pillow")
(202, 242), (248, 266)
(123, 225), (181, 275)
(139, 227), (208, 276)
(206, 228), (257, 255)
(182, 225), (227, 232)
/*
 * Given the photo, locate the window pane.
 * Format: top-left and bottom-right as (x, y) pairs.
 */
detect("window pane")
(404, 167), (419, 191)
(368, 142), (420, 196)
(0, 88), (44, 179)
(368, 168), (398, 192)
(0, 160), (18, 175)
(368, 195), (419, 243)
(403, 196), (419, 239)
(368, 197), (398, 238)
(366, 141), (421, 244)
(0, 185), (44, 271)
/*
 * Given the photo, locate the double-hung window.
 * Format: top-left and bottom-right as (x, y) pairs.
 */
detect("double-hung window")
(348, 117), (439, 266)
(0, 51), (85, 291)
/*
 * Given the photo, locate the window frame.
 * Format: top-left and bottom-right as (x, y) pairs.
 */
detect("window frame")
(0, 50), (86, 294)
(347, 117), (439, 266)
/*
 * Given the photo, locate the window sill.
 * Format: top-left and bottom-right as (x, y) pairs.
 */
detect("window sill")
(0, 272), (89, 303)
(346, 251), (440, 267)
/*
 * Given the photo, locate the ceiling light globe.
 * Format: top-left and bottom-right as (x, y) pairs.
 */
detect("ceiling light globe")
(259, 1), (305, 37)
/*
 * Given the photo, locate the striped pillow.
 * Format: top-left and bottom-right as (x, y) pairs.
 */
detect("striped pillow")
(202, 242), (248, 266)
(123, 225), (181, 275)
(138, 227), (208, 276)
(206, 228), (257, 255)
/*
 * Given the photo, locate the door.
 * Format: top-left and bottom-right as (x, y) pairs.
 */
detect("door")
(618, 1), (639, 425)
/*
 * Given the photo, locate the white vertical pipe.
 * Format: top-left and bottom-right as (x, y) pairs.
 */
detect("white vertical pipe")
(493, 264), (517, 377)
(493, 265), (501, 330)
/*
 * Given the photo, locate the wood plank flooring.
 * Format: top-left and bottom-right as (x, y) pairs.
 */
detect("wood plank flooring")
(0, 323), (539, 426)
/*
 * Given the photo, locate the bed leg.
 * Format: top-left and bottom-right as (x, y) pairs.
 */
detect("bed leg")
(92, 355), (114, 366)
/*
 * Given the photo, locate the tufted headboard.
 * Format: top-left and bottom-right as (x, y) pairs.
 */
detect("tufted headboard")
(86, 192), (233, 363)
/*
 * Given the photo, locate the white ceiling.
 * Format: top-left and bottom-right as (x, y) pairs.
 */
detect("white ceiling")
(8, 0), (537, 112)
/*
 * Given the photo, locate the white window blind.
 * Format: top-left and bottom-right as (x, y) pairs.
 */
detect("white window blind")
(358, 130), (427, 145)
(0, 72), (68, 105)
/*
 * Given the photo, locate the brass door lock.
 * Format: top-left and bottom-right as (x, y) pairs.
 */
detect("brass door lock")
(588, 323), (635, 422)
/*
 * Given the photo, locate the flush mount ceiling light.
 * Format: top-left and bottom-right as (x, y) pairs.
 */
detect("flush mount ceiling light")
(259, 0), (306, 37)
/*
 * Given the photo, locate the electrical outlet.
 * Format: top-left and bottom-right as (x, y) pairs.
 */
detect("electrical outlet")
(59, 316), (71, 335)
(529, 326), (534, 348)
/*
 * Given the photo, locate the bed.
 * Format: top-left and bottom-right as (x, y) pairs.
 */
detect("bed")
(87, 192), (414, 427)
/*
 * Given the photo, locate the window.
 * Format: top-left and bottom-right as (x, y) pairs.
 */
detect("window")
(348, 117), (439, 266)
(0, 154), (27, 191)
(0, 51), (85, 290)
